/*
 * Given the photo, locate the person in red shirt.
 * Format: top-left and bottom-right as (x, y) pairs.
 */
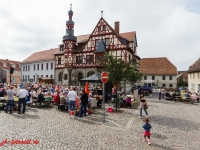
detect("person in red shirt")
(53, 90), (60, 104)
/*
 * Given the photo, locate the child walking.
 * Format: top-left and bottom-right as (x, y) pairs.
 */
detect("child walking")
(143, 118), (152, 145)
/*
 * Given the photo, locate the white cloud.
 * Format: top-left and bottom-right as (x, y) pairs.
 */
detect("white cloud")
(0, 0), (199, 70)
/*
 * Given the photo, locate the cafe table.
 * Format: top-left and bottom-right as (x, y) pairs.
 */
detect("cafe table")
(0, 96), (19, 111)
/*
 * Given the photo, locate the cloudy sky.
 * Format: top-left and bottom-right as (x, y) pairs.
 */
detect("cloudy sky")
(0, 0), (200, 70)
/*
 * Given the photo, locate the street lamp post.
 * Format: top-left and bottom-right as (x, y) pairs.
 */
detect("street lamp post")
(157, 80), (159, 87)
(36, 74), (38, 83)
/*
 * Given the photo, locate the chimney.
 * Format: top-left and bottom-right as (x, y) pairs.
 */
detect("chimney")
(115, 21), (119, 34)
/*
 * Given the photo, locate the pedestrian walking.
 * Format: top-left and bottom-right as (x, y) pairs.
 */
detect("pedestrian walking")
(67, 87), (78, 118)
(139, 94), (148, 118)
(17, 87), (28, 114)
(143, 118), (152, 145)
(5, 86), (15, 114)
(78, 90), (88, 117)
(158, 88), (161, 100)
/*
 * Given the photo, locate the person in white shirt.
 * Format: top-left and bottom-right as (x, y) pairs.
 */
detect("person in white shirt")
(17, 87), (28, 114)
(67, 87), (78, 118)
(13, 84), (20, 95)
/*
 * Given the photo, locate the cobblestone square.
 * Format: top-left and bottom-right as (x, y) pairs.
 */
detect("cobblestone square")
(0, 95), (200, 150)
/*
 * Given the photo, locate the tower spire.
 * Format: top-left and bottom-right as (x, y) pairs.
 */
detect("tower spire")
(101, 11), (103, 18)
(63, 4), (77, 41)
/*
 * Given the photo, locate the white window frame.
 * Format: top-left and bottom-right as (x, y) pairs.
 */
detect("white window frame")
(2, 62), (6, 67)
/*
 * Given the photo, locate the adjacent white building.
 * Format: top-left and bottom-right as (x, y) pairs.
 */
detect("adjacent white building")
(21, 48), (58, 83)
(188, 58), (200, 92)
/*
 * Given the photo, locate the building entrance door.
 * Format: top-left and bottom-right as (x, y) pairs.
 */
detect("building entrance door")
(148, 83), (151, 87)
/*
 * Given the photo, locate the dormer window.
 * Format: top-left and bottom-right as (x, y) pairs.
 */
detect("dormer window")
(11, 64), (16, 68)
(60, 46), (64, 51)
(2, 62), (6, 67)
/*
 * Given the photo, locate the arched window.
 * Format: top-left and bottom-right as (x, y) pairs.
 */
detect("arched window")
(78, 72), (83, 81)
(87, 71), (95, 77)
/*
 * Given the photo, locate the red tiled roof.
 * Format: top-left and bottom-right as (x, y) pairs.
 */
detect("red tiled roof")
(0, 59), (21, 71)
(76, 34), (90, 43)
(120, 31), (136, 42)
(22, 48), (58, 63)
(188, 58), (200, 73)
(139, 57), (177, 75)
(75, 32), (135, 43)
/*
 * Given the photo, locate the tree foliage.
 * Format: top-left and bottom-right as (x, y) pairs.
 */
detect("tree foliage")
(98, 51), (143, 111)
(178, 76), (188, 87)
(98, 51), (143, 85)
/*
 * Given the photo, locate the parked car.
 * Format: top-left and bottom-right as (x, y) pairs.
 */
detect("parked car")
(131, 85), (141, 94)
(138, 86), (152, 96)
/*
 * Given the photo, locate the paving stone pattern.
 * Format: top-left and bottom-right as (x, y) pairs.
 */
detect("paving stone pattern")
(0, 97), (200, 150)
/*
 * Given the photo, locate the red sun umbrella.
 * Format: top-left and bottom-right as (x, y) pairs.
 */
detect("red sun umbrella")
(85, 81), (89, 94)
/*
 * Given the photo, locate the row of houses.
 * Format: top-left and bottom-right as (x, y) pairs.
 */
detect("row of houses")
(2, 54), (199, 92)
(0, 4), (199, 92)
(1, 54), (199, 92)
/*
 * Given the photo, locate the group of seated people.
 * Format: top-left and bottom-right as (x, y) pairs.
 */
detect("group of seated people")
(164, 90), (199, 102)
(52, 89), (103, 111)
(181, 91), (199, 101)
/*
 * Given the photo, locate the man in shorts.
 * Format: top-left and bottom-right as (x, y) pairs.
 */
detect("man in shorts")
(67, 87), (78, 118)
(5, 86), (15, 114)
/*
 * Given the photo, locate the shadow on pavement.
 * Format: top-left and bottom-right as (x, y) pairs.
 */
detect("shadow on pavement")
(150, 115), (200, 131)
(10, 113), (40, 119)
(152, 132), (167, 139)
(151, 143), (174, 150)
(76, 116), (102, 125)
(149, 99), (180, 105)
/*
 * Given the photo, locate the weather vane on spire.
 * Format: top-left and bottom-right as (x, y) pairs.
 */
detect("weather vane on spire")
(70, 3), (72, 10)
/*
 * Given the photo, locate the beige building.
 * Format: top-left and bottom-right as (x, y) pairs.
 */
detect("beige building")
(0, 59), (21, 83)
(188, 58), (200, 92)
(139, 57), (177, 89)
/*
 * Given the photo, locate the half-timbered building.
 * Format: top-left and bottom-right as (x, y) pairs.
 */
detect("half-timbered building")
(54, 5), (140, 85)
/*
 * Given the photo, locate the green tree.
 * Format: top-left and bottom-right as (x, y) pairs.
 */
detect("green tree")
(178, 76), (188, 87)
(98, 52), (143, 111)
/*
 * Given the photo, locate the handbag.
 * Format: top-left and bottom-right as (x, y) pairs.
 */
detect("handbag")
(144, 104), (148, 109)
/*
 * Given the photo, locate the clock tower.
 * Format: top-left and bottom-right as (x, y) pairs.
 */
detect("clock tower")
(63, 4), (77, 84)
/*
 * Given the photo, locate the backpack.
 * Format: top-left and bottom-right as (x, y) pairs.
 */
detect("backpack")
(28, 92), (31, 99)
(25, 92), (31, 102)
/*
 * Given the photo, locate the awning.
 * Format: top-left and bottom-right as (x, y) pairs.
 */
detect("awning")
(80, 73), (101, 83)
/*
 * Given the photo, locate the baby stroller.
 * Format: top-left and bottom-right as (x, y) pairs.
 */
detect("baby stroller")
(165, 92), (172, 100)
